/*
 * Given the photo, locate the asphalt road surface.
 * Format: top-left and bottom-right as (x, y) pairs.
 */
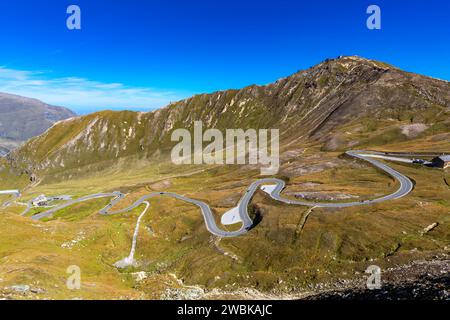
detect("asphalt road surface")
(5, 150), (419, 238)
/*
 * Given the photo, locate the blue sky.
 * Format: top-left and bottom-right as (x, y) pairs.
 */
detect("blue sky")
(0, 0), (448, 114)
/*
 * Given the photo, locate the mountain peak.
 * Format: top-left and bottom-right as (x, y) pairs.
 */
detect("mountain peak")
(7, 57), (450, 178)
(0, 92), (76, 155)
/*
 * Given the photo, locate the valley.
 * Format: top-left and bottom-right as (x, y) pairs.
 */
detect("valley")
(0, 56), (449, 300)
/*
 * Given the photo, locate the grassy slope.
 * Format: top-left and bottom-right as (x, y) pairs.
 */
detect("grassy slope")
(1, 126), (449, 299)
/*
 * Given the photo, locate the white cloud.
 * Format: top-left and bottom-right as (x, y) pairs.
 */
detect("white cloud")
(0, 67), (190, 114)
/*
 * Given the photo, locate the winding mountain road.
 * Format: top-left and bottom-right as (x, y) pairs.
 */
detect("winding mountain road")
(7, 150), (419, 239)
(0, 150), (427, 267)
(0, 190), (21, 208)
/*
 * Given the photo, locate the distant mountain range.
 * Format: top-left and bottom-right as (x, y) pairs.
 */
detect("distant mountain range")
(0, 93), (76, 156)
(6, 56), (450, 180)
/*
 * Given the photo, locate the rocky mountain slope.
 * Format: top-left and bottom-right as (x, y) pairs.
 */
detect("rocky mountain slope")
(7, 56), (450, 178)
(0, 92), (76, 155)
(1, 56), (449, 300)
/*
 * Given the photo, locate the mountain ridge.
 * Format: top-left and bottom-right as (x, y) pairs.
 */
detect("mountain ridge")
(0, 92), (76, 156)
(7, 56), (450, 181)
(1, 57), (450, 300)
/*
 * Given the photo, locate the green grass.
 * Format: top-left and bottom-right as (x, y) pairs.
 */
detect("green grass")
(1, 134), (450, 299)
